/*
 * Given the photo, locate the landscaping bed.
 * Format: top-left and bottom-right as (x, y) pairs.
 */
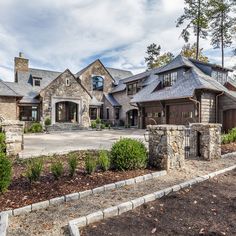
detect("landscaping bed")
(0, 150), (154, 211)
(221, 142), (236, 154)
(82, 169), (236, 236)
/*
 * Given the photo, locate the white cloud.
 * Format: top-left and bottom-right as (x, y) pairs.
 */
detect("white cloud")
(0, 0), (235, 81)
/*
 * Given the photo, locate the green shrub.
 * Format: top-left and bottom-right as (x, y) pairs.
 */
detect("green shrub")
(101, 124), (106, 129)
(0, 152), (12, 193)
(221, 127), (236, 144)
(0, 132), (6, 153)
(25, 159), (43, 183)
(95, 118), (101, 124)
(91, 121), (97, 129)
(97, 150), (110, 171)
(85, 154), (96, 174)
(44, 118), (51, 126)
(68, 153), (78, 177)
(51, 161), (63, 180)
(110, 138), (147, 171)
(29, 123), (43, 133)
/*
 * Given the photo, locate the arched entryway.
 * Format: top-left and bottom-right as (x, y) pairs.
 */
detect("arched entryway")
(56, 101), (78, 123)
(127, 109), (138, 127)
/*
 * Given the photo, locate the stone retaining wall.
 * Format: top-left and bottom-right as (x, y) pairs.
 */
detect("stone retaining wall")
(1, 120), (24, 156)
(148, 125), (186, 170)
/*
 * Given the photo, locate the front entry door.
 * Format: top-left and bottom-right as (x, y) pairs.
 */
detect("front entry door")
(56, 101), (78, 122)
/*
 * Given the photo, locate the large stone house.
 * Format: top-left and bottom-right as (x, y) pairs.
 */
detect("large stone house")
(0, 53), (133, 129)
(0, 53), (236, 132)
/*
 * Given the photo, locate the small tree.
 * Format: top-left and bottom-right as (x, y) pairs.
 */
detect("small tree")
(181, 43), (209, 62)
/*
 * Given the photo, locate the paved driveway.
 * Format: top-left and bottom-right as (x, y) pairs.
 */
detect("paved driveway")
(19, 129), (146, 158)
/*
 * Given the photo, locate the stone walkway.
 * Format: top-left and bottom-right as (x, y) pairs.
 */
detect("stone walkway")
(8, 157), (236, 236)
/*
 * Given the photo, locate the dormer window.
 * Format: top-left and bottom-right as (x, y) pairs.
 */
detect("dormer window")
(212, 70), (228, 84)
(33, 77), (42, 86)
(127, 82), (140, 95)
(163, 72), (177, 87)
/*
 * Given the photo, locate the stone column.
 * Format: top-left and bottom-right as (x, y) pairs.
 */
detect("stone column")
(1, 120), (24, 156)
(147, 125), (185, 170)
(189, 123), (221, 160)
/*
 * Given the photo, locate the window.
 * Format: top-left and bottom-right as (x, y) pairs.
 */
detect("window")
(106, 108), (110, 119)
(154, 112), (162, 118)
(89, 108), (97, 120)
(92, 76), (104, 91)
(19, 106), (39, 121)
(212, 70), (228, 84)
(115, 108), (120, 120)
(147, 112), (152, 118)
(127, 82), (139, 95)
(66, 78), (70, 86)
(34, 79), (41, 86)
(163, 72), (177, 87)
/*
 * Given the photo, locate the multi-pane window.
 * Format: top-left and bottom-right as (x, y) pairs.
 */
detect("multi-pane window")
(211, 70), (228, 84)
(89, 108), (97, 120)
(127, 82), (139, 95)
(19, 106), (39, 121)
(34, 79), (41, 86)
(163, 72), (178, 87)
(115, 108), (120, 120)
(92, 76), (104, 91)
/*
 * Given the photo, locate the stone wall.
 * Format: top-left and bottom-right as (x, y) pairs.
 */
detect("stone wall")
(0, 97), (18, 120)
(148, 125), (185, 170)
(189, 123), (221, 160)
(1, 120), (24, 156)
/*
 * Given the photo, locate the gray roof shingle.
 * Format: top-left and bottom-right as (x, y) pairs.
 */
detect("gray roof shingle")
(106, 67), (133, 84)
(0, 79), (21, 97)
(104, 94), (121, 107)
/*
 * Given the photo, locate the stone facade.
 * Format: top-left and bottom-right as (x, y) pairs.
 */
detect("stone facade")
(189, 123), (221, 160)
(148, 125), (186, 170)
(1, 120), (24, 156)
(79, 60), (114, 102)
(40, 69), (91, 127)
(0, 97), (18, 120)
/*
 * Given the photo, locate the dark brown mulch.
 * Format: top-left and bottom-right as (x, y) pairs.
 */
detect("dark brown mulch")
(0, 151), (155, 211)
(221, 143), (236, 155)
(82, 170), (236, 236)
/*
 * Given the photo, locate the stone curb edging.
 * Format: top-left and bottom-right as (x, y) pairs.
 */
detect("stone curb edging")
(68, 164), (236, 236)
(0, 170), (167, 218)
(0, 213), (8, 236)
(221, 152), (236, 159)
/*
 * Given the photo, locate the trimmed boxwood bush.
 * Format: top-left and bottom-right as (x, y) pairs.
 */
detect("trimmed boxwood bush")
(110, 138), (148, 171)
(0, 152), (12, 193)
(44, 118), (51, 126)
(29, 123), (43, 133)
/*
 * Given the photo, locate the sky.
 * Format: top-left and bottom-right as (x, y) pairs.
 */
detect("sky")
(0, 0), (235, 82)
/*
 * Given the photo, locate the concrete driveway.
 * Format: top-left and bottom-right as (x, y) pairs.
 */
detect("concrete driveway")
(19, 129), (146, 158)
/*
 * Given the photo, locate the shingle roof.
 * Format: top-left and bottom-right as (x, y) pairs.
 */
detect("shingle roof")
(0, 79), (21, 97)
(89, 96), (103, 106)
(106, 67), (133, 84)
(131, 55), (236, 103)
(104, 94), (121, 107)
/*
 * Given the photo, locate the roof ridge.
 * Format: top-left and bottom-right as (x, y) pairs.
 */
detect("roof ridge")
(29, 67), (61, 73)
(106, 67), (132, 73)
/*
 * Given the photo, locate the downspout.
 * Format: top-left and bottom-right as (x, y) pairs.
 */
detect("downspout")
(216, 91), (224, 123)
(188, 97), (201, 123)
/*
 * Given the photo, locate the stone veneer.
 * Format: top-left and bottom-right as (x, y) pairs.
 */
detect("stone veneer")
(148, 125), (185, 170)
(0, 97), (18, 121)
(189, 123), (221, 160)
(1, 120), (24, 156)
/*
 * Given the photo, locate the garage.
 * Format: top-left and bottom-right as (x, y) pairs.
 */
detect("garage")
(143, 106), (163, 128)
(223, 109), (236, 132)
(167, 103), (196, 125)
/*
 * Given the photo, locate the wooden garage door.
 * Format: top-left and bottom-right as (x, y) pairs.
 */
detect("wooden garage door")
(223, 109), (236, 132)
(167, 104), (195, 125)
(144, 106), (162, 127)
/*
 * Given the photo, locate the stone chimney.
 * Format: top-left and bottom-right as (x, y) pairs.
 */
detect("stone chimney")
(14, 52), (29, 82)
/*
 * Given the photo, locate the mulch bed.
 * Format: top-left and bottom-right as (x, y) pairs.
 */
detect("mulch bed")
(82, 170), (236, 236)
(0, 151), (155, 211)
(221, 143), (236, 155)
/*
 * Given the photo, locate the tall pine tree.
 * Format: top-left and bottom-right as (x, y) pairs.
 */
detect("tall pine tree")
(176, 0), (208, 60)
(208, 0), (235, 68)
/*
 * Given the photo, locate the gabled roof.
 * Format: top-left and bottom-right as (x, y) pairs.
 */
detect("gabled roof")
(104, 94), (121, 107)
(131, 55), (236, 103)
(0, 79), (21, 97)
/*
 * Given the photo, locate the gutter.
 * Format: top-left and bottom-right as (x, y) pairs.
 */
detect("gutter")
(216, 91), (224, 122)
(188, 97), (201, 122)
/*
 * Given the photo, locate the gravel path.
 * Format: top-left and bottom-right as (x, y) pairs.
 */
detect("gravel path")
(8, 157), (236, 236)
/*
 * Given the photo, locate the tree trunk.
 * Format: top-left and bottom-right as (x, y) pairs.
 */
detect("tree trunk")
(221, 11), (224, 68)
(196, 0), (201, 60)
